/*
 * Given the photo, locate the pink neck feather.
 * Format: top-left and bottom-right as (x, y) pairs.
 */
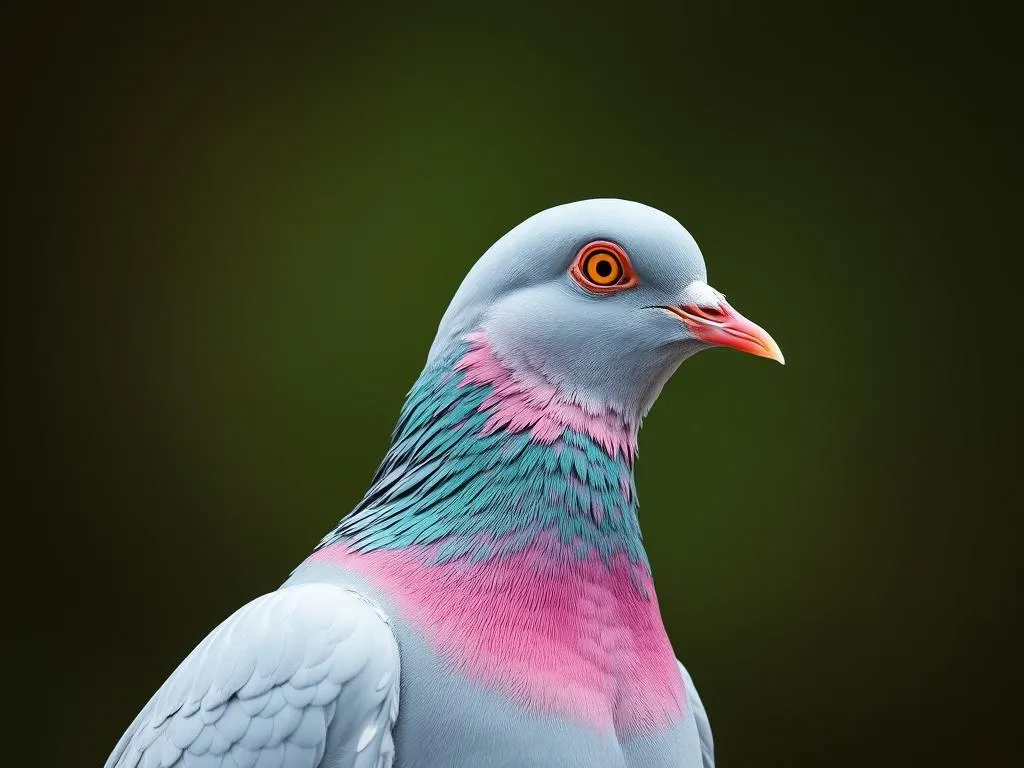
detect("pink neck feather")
(455, 330), (638, 460)
(313, 538), (685, 735)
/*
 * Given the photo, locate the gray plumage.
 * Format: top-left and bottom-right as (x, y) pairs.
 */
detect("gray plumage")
(106, 585), (400, 768)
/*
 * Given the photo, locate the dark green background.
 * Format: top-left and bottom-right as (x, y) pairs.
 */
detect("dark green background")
(6, 2), (1017, 766)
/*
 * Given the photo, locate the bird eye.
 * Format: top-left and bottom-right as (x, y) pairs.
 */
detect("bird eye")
(570, 241), (638, 293)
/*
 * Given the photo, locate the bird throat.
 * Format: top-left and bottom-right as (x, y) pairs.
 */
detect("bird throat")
(319, 330), (649, 578)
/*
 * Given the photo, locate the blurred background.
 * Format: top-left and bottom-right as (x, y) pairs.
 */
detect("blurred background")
(4, 1), (1018, 765)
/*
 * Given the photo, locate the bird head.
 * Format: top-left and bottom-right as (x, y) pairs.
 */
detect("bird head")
(429, 198), (783, 424)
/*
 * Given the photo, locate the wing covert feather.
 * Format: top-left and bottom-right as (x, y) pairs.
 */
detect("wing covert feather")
(106, 584), (401, 768)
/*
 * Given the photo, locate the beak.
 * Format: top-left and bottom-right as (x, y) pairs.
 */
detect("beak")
(665, 298), (785, 364)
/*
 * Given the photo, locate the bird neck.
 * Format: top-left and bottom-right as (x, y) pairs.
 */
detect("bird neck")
(319, 331), (649, 575)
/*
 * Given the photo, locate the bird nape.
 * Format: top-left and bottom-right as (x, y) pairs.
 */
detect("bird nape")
(106, 199), (782, 768)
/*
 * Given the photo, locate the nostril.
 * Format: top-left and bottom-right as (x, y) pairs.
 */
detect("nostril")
(696, 305), (724, 320)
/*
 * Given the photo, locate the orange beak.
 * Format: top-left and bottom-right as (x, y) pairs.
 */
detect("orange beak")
(666, 300), (785, 364)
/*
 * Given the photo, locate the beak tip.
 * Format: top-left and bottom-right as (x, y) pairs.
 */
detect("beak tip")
(766, 344), (785, 366)
(752, 332), (785, 366)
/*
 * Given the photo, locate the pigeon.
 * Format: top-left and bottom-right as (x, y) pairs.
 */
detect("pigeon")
(106, 198), (783, 768)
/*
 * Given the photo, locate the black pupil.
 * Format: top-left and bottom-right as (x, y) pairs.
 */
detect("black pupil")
(594, 257), (613, 278)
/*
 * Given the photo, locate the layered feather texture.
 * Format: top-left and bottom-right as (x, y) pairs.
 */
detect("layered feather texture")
(106, 584), (401, 768)
(320, 332), (647, 571)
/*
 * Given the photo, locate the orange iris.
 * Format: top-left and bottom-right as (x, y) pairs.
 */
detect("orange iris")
(570, 240), (638, 293)
(583, 251), (623, 285)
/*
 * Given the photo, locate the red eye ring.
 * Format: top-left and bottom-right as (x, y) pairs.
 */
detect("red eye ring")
(570, 240), (638, 293)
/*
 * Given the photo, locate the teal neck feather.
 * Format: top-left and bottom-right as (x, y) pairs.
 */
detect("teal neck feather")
(321, 338), (648, 571)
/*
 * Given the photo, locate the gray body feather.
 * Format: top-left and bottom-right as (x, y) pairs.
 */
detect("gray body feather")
(106, 584), (400, 768)
(679, 662), (715, 768)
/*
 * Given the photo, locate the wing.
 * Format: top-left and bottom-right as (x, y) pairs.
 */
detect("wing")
(106, 583), (401, 768)
(679, 661), (714, 768)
